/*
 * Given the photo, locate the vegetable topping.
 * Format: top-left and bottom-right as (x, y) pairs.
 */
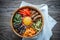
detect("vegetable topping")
(23, 27), (36, 37)
(18, 8), (31, 16)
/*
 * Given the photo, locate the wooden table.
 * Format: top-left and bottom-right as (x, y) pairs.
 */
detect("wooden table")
(0, 0), (60, 40)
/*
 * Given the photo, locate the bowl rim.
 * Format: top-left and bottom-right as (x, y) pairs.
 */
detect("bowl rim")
(10, 6), (44, 38)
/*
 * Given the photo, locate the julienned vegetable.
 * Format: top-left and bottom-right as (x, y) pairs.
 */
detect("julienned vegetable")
(32, 19), (42, 31)
(18, 8), (31, 16)
(23, 27), (36, 37)
(13, 13), (22, 25)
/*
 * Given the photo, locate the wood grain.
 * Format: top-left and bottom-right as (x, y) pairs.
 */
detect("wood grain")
(0, 0), (60, 40)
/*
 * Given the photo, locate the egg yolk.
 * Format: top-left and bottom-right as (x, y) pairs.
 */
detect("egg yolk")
(23, 17), (32, 26)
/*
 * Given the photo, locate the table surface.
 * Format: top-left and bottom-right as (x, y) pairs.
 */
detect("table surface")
(0, 0), (60, 40)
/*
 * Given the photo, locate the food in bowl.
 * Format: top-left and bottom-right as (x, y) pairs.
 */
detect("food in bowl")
(11, 6), (44, 38)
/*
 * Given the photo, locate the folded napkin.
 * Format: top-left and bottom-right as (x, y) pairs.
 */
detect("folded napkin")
(19, 1), (57, 40)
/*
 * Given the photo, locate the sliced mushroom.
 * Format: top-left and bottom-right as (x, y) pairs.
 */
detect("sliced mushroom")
(31, 10), (36, 15)
(33, 15), (41, 21)
(31, 12), (38, 19)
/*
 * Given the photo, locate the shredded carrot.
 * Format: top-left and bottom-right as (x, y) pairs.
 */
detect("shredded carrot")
(23, 27), (36, 37)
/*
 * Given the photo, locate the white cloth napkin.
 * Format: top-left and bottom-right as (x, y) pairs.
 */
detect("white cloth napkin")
(19, 1), (57, 40)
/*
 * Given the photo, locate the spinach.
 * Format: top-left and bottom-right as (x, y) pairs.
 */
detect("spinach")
(13, 13), (22, 25)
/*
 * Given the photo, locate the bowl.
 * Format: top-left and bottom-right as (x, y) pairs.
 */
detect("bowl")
(10, 6), (44, 38)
